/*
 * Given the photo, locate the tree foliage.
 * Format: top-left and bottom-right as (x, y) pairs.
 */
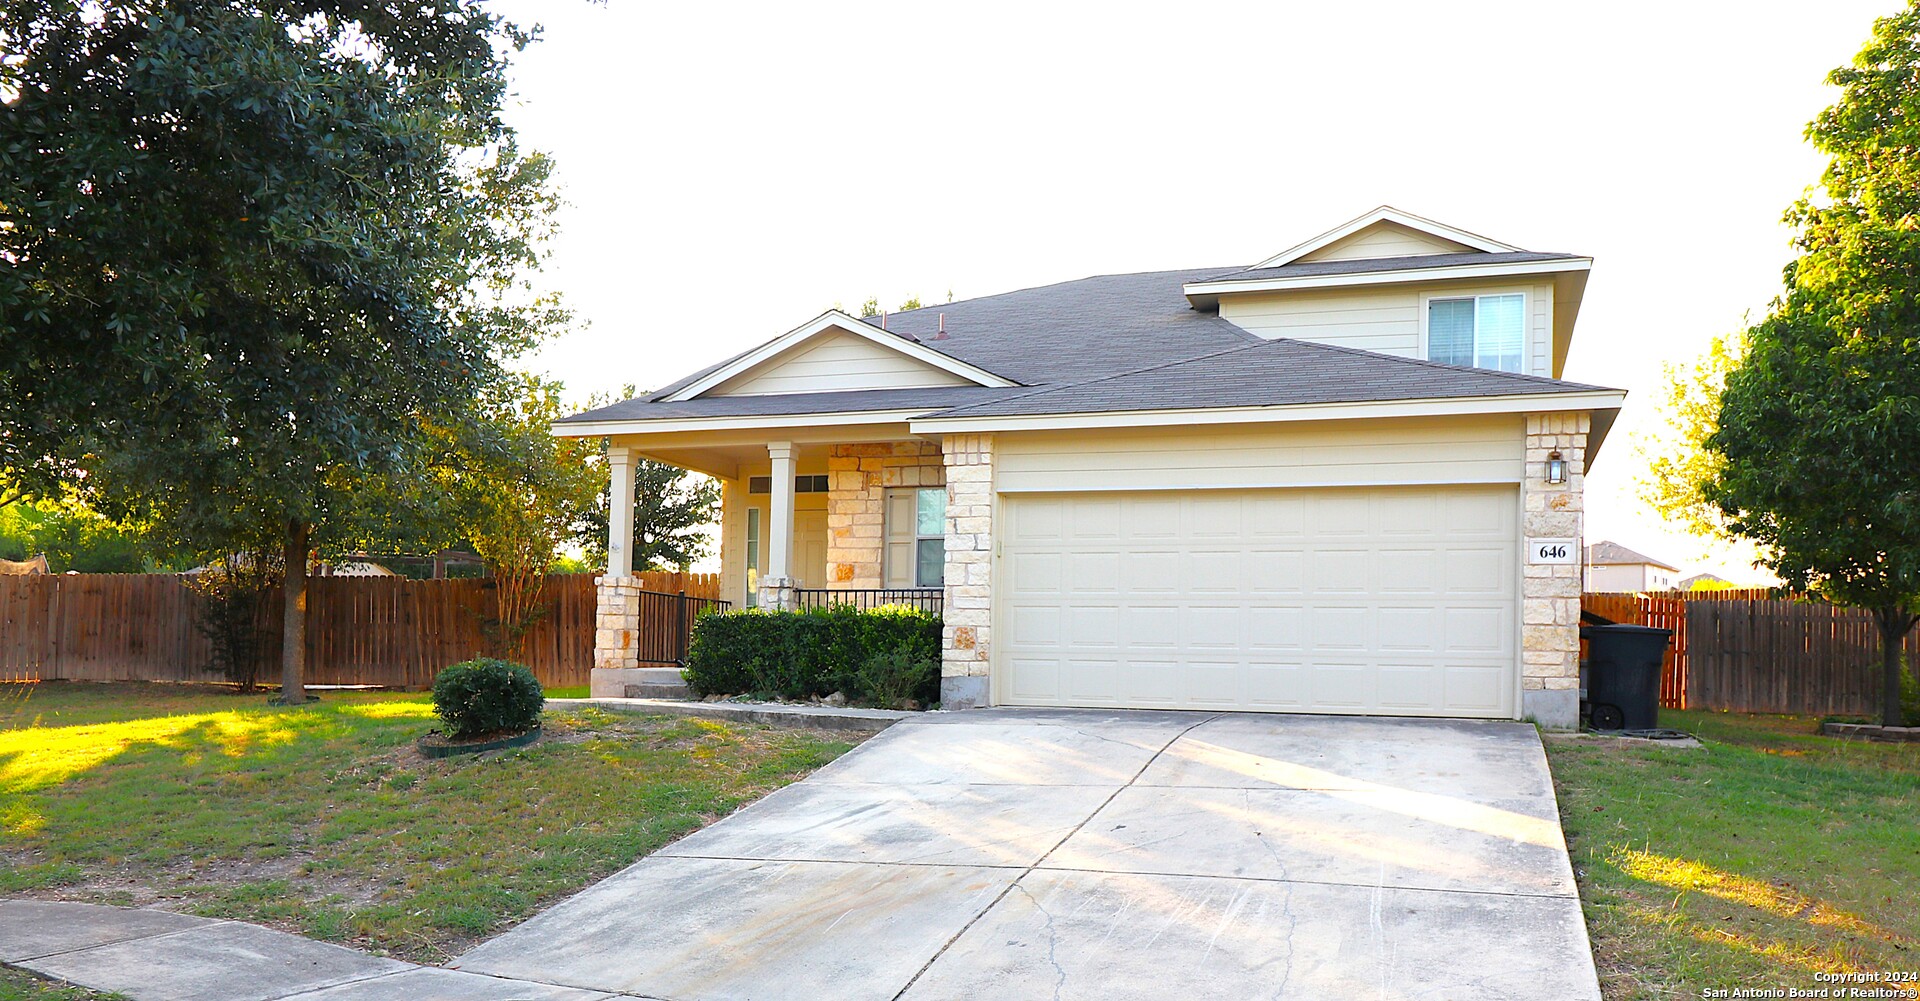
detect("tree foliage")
(1701, 4), (1920, 726)
(1636, 332), (1743, 541)
(576, 456), (721, 574)
(427, 375), (600, 656)
(0, 3), (564, 700)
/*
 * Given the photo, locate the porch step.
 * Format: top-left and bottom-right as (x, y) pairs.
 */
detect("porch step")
(589, 666), (693, 701)
(626, 682), (692, 700)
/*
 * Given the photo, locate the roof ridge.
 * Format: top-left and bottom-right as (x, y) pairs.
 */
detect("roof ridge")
(1262, 336), (1605, 391)
(859, 266), (1242, 322)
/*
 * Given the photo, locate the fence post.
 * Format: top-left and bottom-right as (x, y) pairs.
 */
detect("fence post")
(675, 590), (689, 665)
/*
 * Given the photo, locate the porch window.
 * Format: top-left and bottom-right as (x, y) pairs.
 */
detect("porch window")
(745, 508), (761, 607)
(884, 487), (946, 588)
(749, 474), (828, 494)
(1427, 293), (1524, 373)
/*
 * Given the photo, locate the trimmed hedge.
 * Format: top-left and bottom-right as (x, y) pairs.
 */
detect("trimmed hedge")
(685, 604), (941, 706)
(432, 658), (545, 738)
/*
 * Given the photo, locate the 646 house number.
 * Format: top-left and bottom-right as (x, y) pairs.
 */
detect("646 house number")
(1528, 539), (1577, 565)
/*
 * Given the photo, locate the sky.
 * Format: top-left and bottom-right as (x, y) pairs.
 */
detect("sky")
(488, 0), (1902, 584)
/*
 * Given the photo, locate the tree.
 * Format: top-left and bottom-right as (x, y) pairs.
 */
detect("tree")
(428, 375), (600, 657)
(0, 3), (562, 702)
(577, 458), (721, 574)
(1701, 5), (1920, 727)
(1636, 332), (1742, 541)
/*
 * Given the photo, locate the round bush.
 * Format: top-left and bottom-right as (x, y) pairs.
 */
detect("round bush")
(431, 658), (545, 739)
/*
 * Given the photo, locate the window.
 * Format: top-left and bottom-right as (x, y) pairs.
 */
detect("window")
(1427, 293), (1524, 373)
(884, 487), (946, 588)
(745, 508), (761, 607)
(748, 474), (828, 494)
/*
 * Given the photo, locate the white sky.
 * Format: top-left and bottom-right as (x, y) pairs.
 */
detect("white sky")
(491, 0), (1900, 584)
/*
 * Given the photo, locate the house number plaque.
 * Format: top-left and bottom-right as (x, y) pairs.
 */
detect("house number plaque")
(1527, 539), (1577, 565)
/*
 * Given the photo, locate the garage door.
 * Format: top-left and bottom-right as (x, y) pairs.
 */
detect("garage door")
(997, 485), (1518, 717)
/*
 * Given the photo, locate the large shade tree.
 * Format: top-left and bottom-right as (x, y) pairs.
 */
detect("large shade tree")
(1697, 4), (1920, 727)
(0, 2), (564, 702)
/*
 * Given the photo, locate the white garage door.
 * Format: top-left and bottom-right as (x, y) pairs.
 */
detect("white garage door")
(997, 485), (1519, 717)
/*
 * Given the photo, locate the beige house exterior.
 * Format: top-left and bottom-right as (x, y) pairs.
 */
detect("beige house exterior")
(558, 207), (1625, 728)
(1585, 541), (1681, 592)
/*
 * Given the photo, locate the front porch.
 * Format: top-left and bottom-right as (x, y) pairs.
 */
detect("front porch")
(590, 429), (995, 708)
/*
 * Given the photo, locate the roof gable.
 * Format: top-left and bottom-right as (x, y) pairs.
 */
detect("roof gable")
(1249, 206), (1521, 271)
(664, 311), (1017, 402)
(1296, 220), (1478, 263)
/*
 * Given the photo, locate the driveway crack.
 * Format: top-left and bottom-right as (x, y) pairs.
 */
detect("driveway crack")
(886, 713), (1223, 1001)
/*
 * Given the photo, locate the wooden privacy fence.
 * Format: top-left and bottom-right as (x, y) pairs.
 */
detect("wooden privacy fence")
(1582, 589), (1920, 716)
(0, 571), (721, 689)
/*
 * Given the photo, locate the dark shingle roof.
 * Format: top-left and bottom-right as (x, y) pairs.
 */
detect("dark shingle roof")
(1587, 541), (1679, 570)
(557, 386), (1023, 424)
(923, 338), (1609, 419)
(584, 256), (1618, 426)
(1198, 251), (1585, 285)
(642, 268), (1257, 401)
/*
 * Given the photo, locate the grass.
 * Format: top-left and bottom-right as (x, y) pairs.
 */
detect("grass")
(0, 969), (125, 1000)
(1547, 709), (1920, 1000)
(0, 681), (863, 964)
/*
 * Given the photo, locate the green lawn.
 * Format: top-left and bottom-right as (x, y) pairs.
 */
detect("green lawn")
(0, 681), (863, 964)
(0, 969), (123, 1000)
(1548, 709), (1920, 1000)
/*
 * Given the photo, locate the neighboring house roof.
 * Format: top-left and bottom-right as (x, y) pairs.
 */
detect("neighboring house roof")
(921, 338), (1610, 419)
(1678, 572), (1732, 589)
(1586, 541), (1679, 571)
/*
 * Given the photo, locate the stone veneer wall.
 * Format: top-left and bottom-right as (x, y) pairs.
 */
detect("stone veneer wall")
(1521, 411), (1590, 729)
(939, 433), (994, 709)
(825, 441), (945, 588)
(592, 575), (644, 672)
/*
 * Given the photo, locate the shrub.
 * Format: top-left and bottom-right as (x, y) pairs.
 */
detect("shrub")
(847, 648), (940, 708)
(684, 604), (941, 705)
(431, 658), (545, 739)
(186, 553), (280, 692)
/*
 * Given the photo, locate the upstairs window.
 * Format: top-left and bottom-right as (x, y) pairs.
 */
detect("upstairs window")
(1428, 293), (1524, 373)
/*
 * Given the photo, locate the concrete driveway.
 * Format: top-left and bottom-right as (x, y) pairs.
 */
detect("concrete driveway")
(455, 709), (1600, 1000)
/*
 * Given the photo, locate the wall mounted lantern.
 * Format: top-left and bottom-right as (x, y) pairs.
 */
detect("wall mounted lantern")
(1546, 450), (1566, 485)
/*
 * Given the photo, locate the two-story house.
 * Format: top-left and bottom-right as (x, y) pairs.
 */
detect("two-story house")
(558, 207), (1624, 728)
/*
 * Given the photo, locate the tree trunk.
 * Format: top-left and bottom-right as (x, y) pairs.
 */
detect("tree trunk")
(280, 520), (310, 705)
(1874, 606), (1915, 729)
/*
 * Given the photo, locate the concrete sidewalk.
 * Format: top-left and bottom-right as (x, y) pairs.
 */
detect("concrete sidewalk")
(0, 900), (613, 1001)
(5, 709), (1602, 1001)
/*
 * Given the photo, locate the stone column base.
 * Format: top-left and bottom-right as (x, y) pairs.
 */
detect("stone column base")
(1523, 688), (1579, 730)
(940, 675), (989, 711)
(755, 576), (798, 611)
(593, 575), (644, 671)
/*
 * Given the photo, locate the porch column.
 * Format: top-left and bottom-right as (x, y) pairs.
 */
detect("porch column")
(760, 441), (798, 610)
(593, 443), (642, 693)
(607, 444), (635, 577)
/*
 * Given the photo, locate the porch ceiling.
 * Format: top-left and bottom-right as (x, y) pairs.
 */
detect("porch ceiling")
(617, 423), (937, 480)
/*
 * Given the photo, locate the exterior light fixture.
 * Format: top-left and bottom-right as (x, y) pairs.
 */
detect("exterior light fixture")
(1546, 450), (1566, 485)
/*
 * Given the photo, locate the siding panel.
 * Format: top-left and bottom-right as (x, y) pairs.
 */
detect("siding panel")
(713, 330), (972, 396)
(995, 417), (1526, 493)
(1219, 278), (1557, 377)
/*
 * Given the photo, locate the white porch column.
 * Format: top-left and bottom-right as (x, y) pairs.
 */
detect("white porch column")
(606, 444), (635, 576)
(760, 441), (798, 610)
(593, 443), (641, 693)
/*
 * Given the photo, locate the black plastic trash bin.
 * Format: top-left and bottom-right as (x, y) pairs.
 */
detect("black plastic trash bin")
(1580, 624), (1671, 731)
